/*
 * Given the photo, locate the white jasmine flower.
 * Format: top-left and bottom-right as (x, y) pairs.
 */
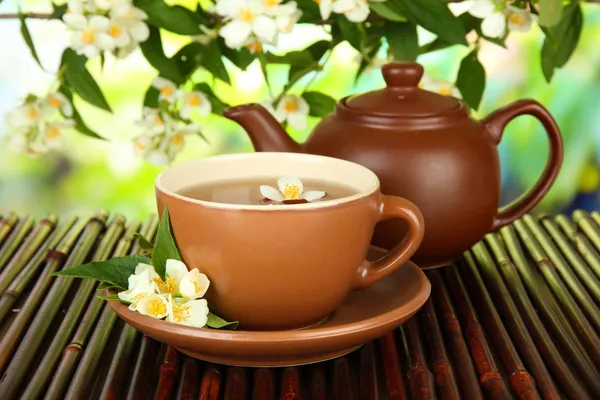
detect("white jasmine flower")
(193, 25), (219, 45)
(274, 95), (309, 130)
(111, 4), (150, 44)
(137, 293), (169, 319)
(107, 18), (131, 48)
(468, 0), (506, 38)
(332, 0), (370, 23)
(179, 91), (212, 119)
(166, 296), (209, 327)
(66, 0), (98, 14)
(45, 92), (73, 117)
(133, 136), (153, 156)
(135, 108), (169, 136)
(7, 131), (29, 153)
(151, 77), (178, 102)
(216, 0), (278, 48)
(179, 269), (210, 300)
(39, 119), (75, 149)
(146, 150), (171, 166)
(117, 267), (158, 311)
(505, 5), (535, 32)
(316, 0), (333, 20)
(63, 14), (115, 58)
(5, 103), (49, 127)
(260, 176), (326, 202)
(419, 73), (462, 99)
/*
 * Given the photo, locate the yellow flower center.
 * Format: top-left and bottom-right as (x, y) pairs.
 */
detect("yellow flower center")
(510, 14), (526, 26)
(313, 0), (322, 4)
(246, 41), (263, 54)
(283, 101), (297, 113)
(81, 29), (95, 44)
(135, 140), (146, 151)
(193, 281), (202, 293)
(239, 8), (254, 22)
(148, 299), (167, 317)
(25, 107), (39, 121)
(131, 293), (145, 305)
(283, 183), (301, 199)
(160, 85), (174, 97)
(265, 0), (281, 6)
(48, 96), (62, 109)
(109, 25), (123, 38)
(172, 302), (192, 322)
(152, 277), (178, 294)
(187, 94), (201, 106)
(171, 134), (184, 147)
(46, 126), (61, 139)
(439, 87), (452, 96)
(153, 115), (164, 125)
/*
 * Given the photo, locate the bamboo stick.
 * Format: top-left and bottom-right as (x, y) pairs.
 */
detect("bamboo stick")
(376, 331), (408, 400)
(0, 212), (19, 245)
(125, 335), (161, 400)
(541, 215), (600, 302)
(0, 216), (76, 324)
(460, 251), (542, 399)
(0, 215), (89, 374)
(555, 214), (600, 279)
(0, 213), (57, 294)
(30, 218), (134, 400)
(358, 342), (378, 400)
(309, 361), (327, 400)
(400, 321), (435, 400)
(253, 368), (275, 400)
(280, 367), (302, 400)
(419, 298), (461, 400)
(427, 270), (484, 400)
(523, 215), (600, 330)
(0, 214), (34, 270)
(153, 346), (180, 400)
(66, 215), (158, 399)
(573, 210), (600, 253)
(198, 364), (224, 400)
(500, 226), (600, 394)
(0, 210), (107, 397)
(443, 266), (513, 399)
(514, 219), (600, 365)
(177, 357), (200, 400)
(332, 357), (354, 400)
(224, 366), (248, 400)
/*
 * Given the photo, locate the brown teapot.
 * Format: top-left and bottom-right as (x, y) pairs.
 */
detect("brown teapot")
(222, 62), (563, 268)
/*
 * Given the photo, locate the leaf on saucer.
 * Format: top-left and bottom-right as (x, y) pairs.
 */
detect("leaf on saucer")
(207, 312), (239, 330)
(97, 293), (129, 303)
(134, 232), (155, 253)
(152, 205), (181, 281)
(53, 255), (151, 290)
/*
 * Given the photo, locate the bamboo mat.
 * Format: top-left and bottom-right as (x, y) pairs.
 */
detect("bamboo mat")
(0, 211), (599, 400)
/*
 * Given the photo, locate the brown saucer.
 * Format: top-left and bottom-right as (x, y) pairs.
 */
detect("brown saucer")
(107, 247), (431, 367)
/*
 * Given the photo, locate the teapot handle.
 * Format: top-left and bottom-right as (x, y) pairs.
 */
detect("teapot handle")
(483, 99), (564, 231)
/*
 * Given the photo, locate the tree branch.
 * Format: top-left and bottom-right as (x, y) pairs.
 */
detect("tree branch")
(0, 13), (53, 20)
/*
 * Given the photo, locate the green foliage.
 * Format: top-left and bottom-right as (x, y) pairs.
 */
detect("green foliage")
(58, 85), (104, 139)
(368, 0), (407, 22)
(538, 0), (563, 27)
(302, 91), (336, 117)
(61, 49), (112, 112)
(140, 26), (183, 84)
(456, 48), (486, 110)
(385, 21), (419, 61)
(19, 12), (43, 70)
(193, 83), (231, 115)
(134, 232), (155, 252)
(152, 205), (181, 280)
(207, 313), (239, 330)
(135, 0), (201, 35)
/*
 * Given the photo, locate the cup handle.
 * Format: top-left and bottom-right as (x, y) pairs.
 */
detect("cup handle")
(353, 196), (425, 290)
(483, 99), (564, 231)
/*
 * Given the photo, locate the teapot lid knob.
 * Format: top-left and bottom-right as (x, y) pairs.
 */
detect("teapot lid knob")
(382, 62), (423, 88)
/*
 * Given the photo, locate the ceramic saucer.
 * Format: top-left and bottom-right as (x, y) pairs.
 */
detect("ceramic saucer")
(108, 246), (431, 367)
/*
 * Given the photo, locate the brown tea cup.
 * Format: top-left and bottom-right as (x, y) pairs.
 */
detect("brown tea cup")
(155, 152), (424, 330)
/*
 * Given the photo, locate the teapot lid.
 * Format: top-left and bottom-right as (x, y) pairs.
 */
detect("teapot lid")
(343, 62), (464, 118)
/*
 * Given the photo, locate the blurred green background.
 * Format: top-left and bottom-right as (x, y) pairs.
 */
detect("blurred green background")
(1, 0), (599, 221)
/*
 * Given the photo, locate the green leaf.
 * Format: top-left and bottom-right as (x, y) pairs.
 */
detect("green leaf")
(265, 49), (313, 66)
(393, 0), (467, 46)
(50, 3), (67, 19)
(53, 255), (151, 290)
(58, 85), (105, 139)
(456, 48), (486, 110)
(143, 86), (160, 108)
(335, 17), (364, 51)
(152, 205), (181, 280)
(302, 91), (336, 118)
(193, 83), (230, 115)
(171, 42), (204, 79)
(540, 2), (582, 82)
(539, 0), (563, 27)
(202, 41), (231, 84)
(135, 0), (201, 35)
(206, 313), (239, 330)
(98, 281), (119, 290)
(368, 0), (407, 22)
(194, 3), (211, 25)
(386, 21), (418, 61)
(295, 0), (321, 22)
(140, 26), (182, 84)
(134, 232), (155, 252)
(307, 40), (331, 62)
(19, 12), (43, 69)
(61, 49), (112, 112)
(218, 39), (255, 71)
(97, 293), (128, 302)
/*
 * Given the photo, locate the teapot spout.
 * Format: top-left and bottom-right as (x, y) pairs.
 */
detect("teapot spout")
(223, 103), (300, 153)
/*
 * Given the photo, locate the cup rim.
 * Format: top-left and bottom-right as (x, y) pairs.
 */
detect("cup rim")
(155, 152), (380, 211)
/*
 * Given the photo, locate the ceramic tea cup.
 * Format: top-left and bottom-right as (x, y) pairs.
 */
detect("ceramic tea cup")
(155, 152), (425, 330)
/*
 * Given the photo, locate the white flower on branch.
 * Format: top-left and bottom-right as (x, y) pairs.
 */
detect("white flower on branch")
(179, 91), (212, 119)
(269, 95), (309, 130)
(332, 0), (370, 23)
(419, 73), (462, 99)
(63, 14), (115, 58)
(67, 0), (98, 15)
(110, 3), (150, 44)
(193, 25), (219, 46)
(151, 77), (178, 102)
(505, 5), (536, 32)
(468, 0), (506, 38)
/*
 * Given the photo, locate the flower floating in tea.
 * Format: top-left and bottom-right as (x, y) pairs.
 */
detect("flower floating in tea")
(53, 205), (238, 330)
(260, 176), (326, 203)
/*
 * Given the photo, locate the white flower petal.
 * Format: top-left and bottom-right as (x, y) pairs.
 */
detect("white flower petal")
(277, 176), (303, 200)
(260, 185), (285, 201)
(179, 269), (210, 299)
(166, 259), (188, 283)
(252, 15), (278, 44)
(220, 20), (252, 48)
(319, 0), (332, 20)
(89, 15), (110, 31)
(81, 44), (100, 59)
(332, 0), (355, 13)
(95, 32), (115, 50)
(167, 298), (209, 327)
(481, 12), (506, 38)
(344, 4), (370, 23)
(287, 112), (307, 130)
(302, 190), (326, 202)
(129, 21), (150, 42)
(146, 150), (170, 166)
(137, 293), (169, 318)
(468, 0), (495, 18)
(63, 13), (87, 30)
(506, 7), (533, 32)
(134, 262), (156, 276)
